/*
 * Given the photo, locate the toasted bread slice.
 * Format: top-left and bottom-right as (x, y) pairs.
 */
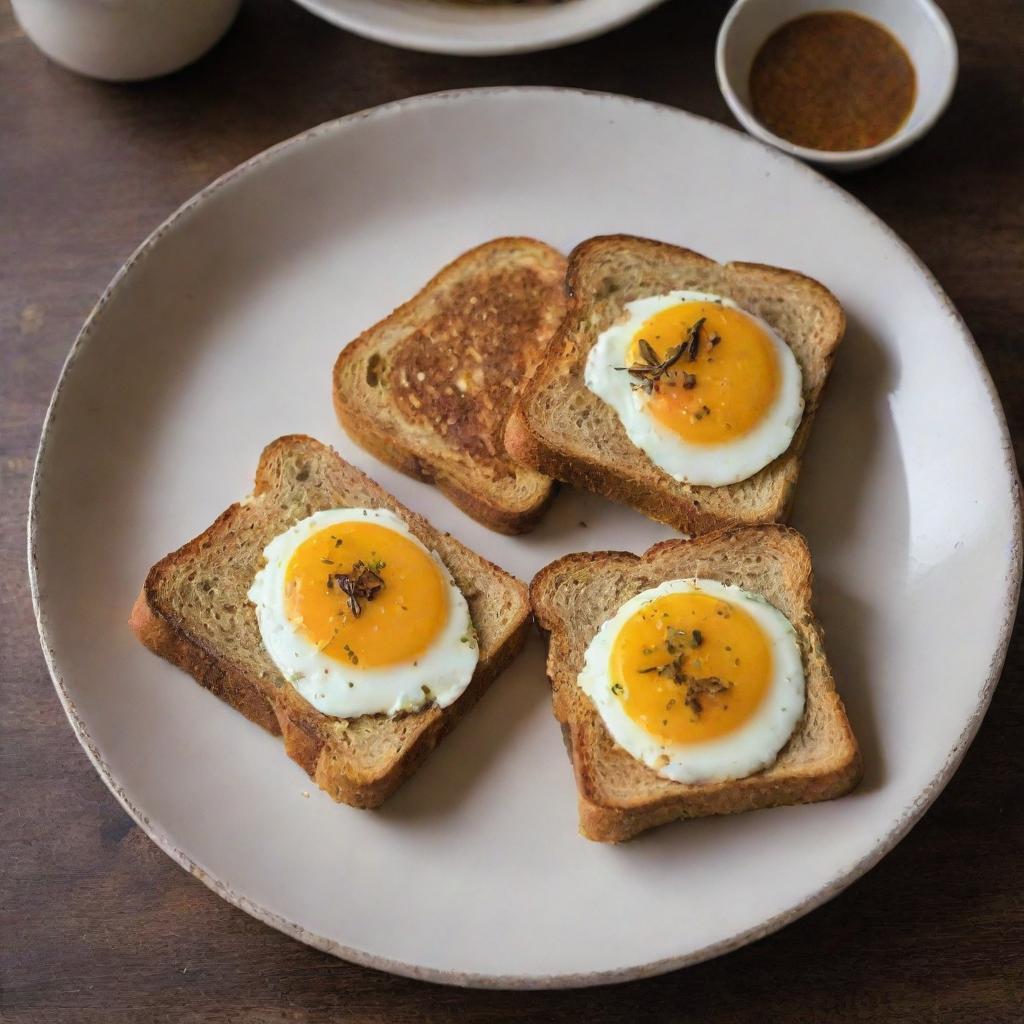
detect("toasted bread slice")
(530, 525), (861, 842)
(505, 235), (845, 535)
(129, 435), (531, 809)
(333, 237), (567, 535)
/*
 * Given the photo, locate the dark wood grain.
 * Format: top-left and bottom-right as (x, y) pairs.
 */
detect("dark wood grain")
(2, 1), (1022, 1020)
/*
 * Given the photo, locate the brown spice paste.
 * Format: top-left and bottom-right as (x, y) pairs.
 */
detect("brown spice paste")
(749, 11), (916, 152)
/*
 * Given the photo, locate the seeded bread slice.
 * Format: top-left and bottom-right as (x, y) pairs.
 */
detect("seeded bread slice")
(129, 435), (531, 809)
(333, 237), (567, 535)
(505, 235), (845, 535)
(530, 525), (861, 842)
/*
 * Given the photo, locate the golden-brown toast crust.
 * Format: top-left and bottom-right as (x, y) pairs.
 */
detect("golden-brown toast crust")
(334, 390), (557, 536)
(334, 237), (566, 534)
(505, 234), (845, 534)
(129, 588), (281, 736)
(130, 435), (531, 809)
(530, 526), (862, 842)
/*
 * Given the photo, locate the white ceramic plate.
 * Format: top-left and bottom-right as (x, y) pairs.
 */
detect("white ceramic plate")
(30, 88), (1020, 988)
(289, 0), (665, 55)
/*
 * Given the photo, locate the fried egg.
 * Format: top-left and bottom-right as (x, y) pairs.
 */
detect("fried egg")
(577, 578), (804, 783)
(248, 508), (478, 718)
(584, 290), (804, 486)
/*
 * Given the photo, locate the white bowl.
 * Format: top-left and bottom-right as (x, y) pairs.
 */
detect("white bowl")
(11, 0), (241, 82)
(289, 0), (666, 56)
(716, 0), (958, 171)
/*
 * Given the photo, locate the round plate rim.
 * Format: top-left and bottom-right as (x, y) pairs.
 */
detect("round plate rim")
(27, 86), (1023, 989)
(287, 0), (667, 56)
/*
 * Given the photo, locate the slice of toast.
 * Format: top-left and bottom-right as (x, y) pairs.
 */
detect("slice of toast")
(333, 237), (568, 535)
(530, 525), (861, 842)
(505, 235), (845, 535)
(129, 435), (531, 809)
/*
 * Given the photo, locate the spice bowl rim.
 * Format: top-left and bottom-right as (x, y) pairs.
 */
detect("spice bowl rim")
(714, 0), (959, 171)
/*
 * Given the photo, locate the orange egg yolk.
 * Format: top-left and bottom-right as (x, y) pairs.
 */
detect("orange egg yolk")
(627, 300), (780, 445)
(283, 522), (448, 670)
(609, 592), (772, 744)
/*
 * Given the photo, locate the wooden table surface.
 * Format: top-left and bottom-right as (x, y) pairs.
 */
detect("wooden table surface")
(2, 1), (1022, 1020)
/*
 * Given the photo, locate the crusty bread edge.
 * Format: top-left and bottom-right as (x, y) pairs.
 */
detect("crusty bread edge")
(506, 408), (795, 535)
(333, 386), (557, 536)
(131, 581), (531, 809)
(530, 528), (862, 842)
(129, 435), (533, 809)
(332, 236), (562, 535)
(129, 584), (281, 735)
(505, 234), (846, 534)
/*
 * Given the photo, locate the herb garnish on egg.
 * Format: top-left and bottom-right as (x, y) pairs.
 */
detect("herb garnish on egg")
(615, 318), (707, 395)
(635, 625), (734, 720)
(326, 560), (385, 617)
(578, 578), (805, 783)
(585, 290), (805, 486)
(248, 507), (478, 720)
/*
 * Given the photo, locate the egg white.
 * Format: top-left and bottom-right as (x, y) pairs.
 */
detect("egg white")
(247, 508), (478, 719)
(584, 290), (804, 486)
(577, 578), (805, 784)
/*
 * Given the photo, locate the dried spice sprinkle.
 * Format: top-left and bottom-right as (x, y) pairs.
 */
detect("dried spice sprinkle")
(635, 625), (733, 719)
(616, 318), (706, 395)
(684, 676), (730, 716)
(326, 560), (385, 617)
